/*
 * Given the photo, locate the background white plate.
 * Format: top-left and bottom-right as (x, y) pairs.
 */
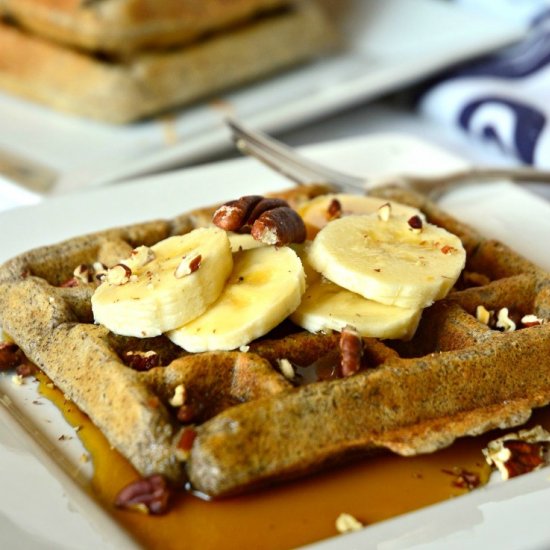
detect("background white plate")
(2, 134), (550, 549)
(0, 0), (523, 200)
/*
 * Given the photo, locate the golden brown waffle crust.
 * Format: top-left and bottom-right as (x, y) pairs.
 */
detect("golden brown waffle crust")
(0, 185), (329, 484)
(0, 1), (335, 123)
(0, 0), (291, 54)
(1, 183), (550, 497)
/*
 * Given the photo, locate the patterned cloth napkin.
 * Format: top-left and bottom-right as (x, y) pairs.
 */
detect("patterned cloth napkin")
(420, 0), (550, 167)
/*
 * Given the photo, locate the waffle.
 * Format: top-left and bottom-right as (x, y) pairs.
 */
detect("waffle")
(1, 184), (549, 499)
(0, 1), (335, 123)
(0, 0), (290, 54)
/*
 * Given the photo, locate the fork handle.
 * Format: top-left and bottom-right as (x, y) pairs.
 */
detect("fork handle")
(407, 166), (550, 199)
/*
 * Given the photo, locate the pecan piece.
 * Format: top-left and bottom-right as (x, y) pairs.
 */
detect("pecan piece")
(122, 350), (160, 372)
(339, 326), (363, 377)
(245, 198), (288, 228)
(174, 254), (202, 279)
(0, 342), (24, 371)
(169, 384), (186, 407)
(496, 307), (516, 332)
(407, 215), (423, 233)
(327, 198), (343, 220)
(501, 440), (545, 478)
(105, 263), (132, 285)
(483, 425), (550, 479)
(127, 245), (155, 268)
(213, 195), (307, 244)
(176, 426), (198, 461)
(335, 512), (364, 533)
(251, 206), (306, 246)
(377, 202), (391, 222)
(60, 264), (93, 287)
(16, 361), (37, 378)
(212, 195), (263, 231)
(114, 474), (170, 515)
(521, 314), (544, 327)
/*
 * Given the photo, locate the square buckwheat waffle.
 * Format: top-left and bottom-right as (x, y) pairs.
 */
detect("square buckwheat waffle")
(1, 184), (549, 505)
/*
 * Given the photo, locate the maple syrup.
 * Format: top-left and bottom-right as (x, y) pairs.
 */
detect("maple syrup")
(38, 371), (543, 550)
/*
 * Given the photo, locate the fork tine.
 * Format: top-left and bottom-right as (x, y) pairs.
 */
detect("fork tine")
(226, 119), (367, 192)
(227, 118), (330, 184)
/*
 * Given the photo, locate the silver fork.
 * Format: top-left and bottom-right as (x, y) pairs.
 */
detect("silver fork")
(226, 118), (550, 199)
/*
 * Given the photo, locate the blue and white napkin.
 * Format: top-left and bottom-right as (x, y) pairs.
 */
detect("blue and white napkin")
(420, 1), (550, 168)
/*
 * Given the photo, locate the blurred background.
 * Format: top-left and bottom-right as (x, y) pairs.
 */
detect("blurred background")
(0, 0), (548, 207)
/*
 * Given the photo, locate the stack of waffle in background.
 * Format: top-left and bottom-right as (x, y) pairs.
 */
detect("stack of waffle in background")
(0, 0), (335, 123)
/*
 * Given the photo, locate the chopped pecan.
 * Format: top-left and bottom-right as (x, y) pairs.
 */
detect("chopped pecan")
(213, 195), (306, 245)
(496, 307), (516, 332)
(16, 361), (38, 378)
(377, 202), (391, 222)
(60, 265), (89, 287)
(483, 426), (550, 480)
(126, 246), (155, 269)
(245, 198), (288, 228)
(276, 358), (295, 381)
(174, 254), (202, 279)
(327, 198), (343, 220)
(501, 440), (545, 478)
(335, 512), (364, 533)
(0, 342), (24, 371)
(73, 264), (92, 283)
(521, 314), (544, 327)
(339, 326), (363, 377)
(176, 426), (198, 461)
(122, 350), (160, 372)
(106, 264), (132, 285)
(114, 474), (170, 515)
(476, 305), (492, 325)
(93, 262), (108, 282)
(250, 207), (306, 246)
(407, 215), (423, 233)
(169, 384), (186, 407)
(212, 195), (263, 231)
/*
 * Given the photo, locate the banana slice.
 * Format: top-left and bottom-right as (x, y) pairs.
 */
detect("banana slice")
(297, 193), (423, 239)
(167, 246), (305, 352)
(290, 254), (422, 339)
(308, 214), (466, 309)
(92, 228), (233, 337)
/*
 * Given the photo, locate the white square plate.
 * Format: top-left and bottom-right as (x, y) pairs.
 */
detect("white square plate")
(2, 134), (550, 549)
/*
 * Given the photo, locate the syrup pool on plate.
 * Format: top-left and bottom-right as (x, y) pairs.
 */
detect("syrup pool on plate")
(35, 372), (541, 550)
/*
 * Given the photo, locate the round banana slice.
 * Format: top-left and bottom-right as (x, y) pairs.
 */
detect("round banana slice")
(167, 246), (305, 352)
(297, 193), (423, 239)
(308, 214), (466, 309)
(91, 228), (233, 337)
(290, 254), (421, 339)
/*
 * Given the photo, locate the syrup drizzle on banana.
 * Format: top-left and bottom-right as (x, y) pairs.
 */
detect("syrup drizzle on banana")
(91, 194), (465, 349)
